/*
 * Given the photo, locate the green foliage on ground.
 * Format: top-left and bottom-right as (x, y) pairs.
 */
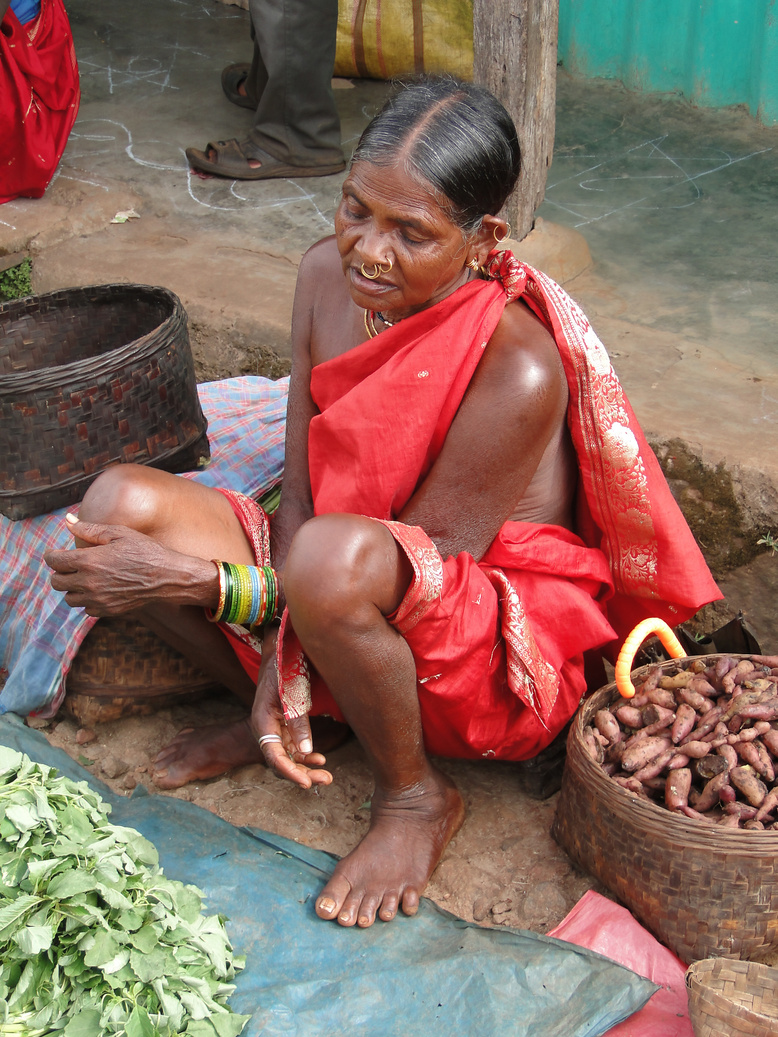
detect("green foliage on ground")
(0, 258), (33, 302)
(0, 746), (250, 1037)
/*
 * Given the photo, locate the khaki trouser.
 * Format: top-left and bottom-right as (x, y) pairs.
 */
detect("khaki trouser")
(246, 0), (344, 166)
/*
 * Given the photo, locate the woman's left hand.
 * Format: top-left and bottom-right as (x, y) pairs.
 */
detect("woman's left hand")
(44, 515), (216, 616)
(251, 627), (333, 789)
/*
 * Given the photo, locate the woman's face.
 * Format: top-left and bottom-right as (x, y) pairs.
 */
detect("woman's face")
(335, 159), (478, 322)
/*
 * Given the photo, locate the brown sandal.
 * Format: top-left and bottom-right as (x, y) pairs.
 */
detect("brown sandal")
(221, 63), (256, 110)
(185, 139), (346, 181)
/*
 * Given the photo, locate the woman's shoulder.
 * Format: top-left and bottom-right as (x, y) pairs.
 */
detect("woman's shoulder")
(481, 296), (565, 398)
(298, 234), (340, 279)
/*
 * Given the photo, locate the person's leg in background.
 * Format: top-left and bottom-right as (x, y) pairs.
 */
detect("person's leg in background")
(186, 0), (344, 179)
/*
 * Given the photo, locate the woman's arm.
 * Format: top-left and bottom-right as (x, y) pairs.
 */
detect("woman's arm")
(398, 300), (572, 562)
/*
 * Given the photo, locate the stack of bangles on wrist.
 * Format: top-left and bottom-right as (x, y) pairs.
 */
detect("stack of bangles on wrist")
(208, 561), (279, 630)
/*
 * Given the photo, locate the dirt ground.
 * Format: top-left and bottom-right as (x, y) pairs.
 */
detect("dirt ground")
(29, 694), (602, 935)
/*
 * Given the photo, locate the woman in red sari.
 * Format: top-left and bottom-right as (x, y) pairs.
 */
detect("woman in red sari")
(0, 0), (80, 203)
(46, 77), (720, 929)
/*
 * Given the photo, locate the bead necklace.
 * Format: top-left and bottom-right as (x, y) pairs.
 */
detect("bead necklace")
(364, 309), (395, 339)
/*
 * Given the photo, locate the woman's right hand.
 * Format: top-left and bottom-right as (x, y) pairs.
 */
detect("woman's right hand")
(44, 514), (217, 616)
(251, 627), (333, 790)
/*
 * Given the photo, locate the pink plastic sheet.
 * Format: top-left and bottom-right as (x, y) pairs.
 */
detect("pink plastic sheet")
(548, 891), (693, 1037)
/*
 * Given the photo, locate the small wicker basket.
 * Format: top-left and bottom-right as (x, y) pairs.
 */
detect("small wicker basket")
(0, 283), (210, 520)
(552, 655), (778, 964)
(62, 617), (223, 726)
(686, 958), (778, 1036)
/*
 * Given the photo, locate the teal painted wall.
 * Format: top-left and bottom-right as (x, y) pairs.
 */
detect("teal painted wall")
(558, 0), (778, 125)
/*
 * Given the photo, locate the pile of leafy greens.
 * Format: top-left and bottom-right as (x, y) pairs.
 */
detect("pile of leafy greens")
(0, 746), (250, 1037)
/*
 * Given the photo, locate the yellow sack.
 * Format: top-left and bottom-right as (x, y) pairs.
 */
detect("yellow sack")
(335, 0), (473, 81)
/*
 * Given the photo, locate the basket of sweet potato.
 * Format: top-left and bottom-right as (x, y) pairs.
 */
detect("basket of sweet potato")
(552, 620), (778, 965)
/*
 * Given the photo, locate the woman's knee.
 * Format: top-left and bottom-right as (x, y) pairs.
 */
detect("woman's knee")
(79, 464), (172, 531)
(284, 514), (410, 621)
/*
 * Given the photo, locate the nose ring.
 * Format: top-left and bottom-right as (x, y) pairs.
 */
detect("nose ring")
(361, 260), (393, 279)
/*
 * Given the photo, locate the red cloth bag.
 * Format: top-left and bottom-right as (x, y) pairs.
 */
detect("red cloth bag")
(0, 0), (80, 203)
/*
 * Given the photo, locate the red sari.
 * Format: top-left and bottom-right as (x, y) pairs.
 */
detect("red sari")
(0, 0), (80, 203)
(276, 252), (721, 760)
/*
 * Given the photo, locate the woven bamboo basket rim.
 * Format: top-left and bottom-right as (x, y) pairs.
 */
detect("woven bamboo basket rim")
(0, 284), (182, 395)
(571, 654), (778, 856)
(686, 957), (778, 1029)
(0, 427), (209, 507)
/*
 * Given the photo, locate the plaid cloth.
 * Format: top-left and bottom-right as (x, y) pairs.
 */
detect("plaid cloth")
(0, 376), (288, 718)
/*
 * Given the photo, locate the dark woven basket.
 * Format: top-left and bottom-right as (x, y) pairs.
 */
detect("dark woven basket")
(0, 283), (210, 520)
(551, 655), (778, 965)
(686, 958), (778, 1036)
(63, 616), (223, 727)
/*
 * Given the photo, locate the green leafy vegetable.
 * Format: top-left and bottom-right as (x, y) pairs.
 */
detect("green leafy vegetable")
(0, 747), (250, 1037)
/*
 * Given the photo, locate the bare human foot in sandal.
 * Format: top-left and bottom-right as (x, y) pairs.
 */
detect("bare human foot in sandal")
(185, 139), (345, 181)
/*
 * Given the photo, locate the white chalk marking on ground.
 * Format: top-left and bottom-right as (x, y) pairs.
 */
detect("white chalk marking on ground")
(56, 173), (111, 191)
(543, 138), (773, 226)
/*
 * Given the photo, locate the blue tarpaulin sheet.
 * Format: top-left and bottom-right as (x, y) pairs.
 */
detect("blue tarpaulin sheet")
(0, 715), (656, 1036)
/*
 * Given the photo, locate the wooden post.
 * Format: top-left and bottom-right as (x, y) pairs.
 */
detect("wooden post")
(473, 0), (558, 241)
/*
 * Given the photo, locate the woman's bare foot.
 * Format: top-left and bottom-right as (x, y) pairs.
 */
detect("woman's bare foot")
(151, 715), (351, 790)
(315, 767), (465, 927)
(151, 718), (261, 789)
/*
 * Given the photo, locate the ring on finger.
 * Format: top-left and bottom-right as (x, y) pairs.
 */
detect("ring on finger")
(258, 733), (283, 748)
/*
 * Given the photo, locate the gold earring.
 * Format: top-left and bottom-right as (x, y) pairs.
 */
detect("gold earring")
(468, 257), (480, 271)
(493, 223), (511, 243)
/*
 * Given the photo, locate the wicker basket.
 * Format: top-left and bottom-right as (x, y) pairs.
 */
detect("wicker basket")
(0, 284), (210, 520)
(686, 958), (778, 1036)
(551, 655), (778, 964)
(62, 617), (223, 726)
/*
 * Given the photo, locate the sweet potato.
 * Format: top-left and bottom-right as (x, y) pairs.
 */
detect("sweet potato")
(613, 776), (650, 799)
(722, 660), (759, 695)
(718, 783), (737, 804)
(678, 687), (713, 713)
(724, 800), (758, 821)
(688, 706), (725, 741)
(716, 743), (739, 771)
(729, 765), (768, 807)
(722, 689), (772, 723)
(693, 755), (728, 781)
(641, 703), (675, 728)
(666, 752), (690, 771)
(679, 805), (714, 823)
(644, 688), (677, 711)
(671, 702), (697, 745)
(754, 787), (778, 823)
(659, 671), (693, 690)
(737, 698), (778, 721)
(679, 740), (712, 759)
(633, 748), (678, 782)
(748, 655), (778, 668)
(614, 705), (643, 729)
(665, 768), (692, 811)
(627, 714), (676, 743)
(718, 813), (741, 828)
(692, 770), (730, 812)
(583, 728), (604, 764)
(594, 709), (622, 744)
(621, 736), (673, 773)
(761, 726), (778, 756)
(688, 675), (718, 698)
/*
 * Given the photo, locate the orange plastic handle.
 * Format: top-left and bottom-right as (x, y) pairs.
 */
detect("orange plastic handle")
(614, 618), (685, 698)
